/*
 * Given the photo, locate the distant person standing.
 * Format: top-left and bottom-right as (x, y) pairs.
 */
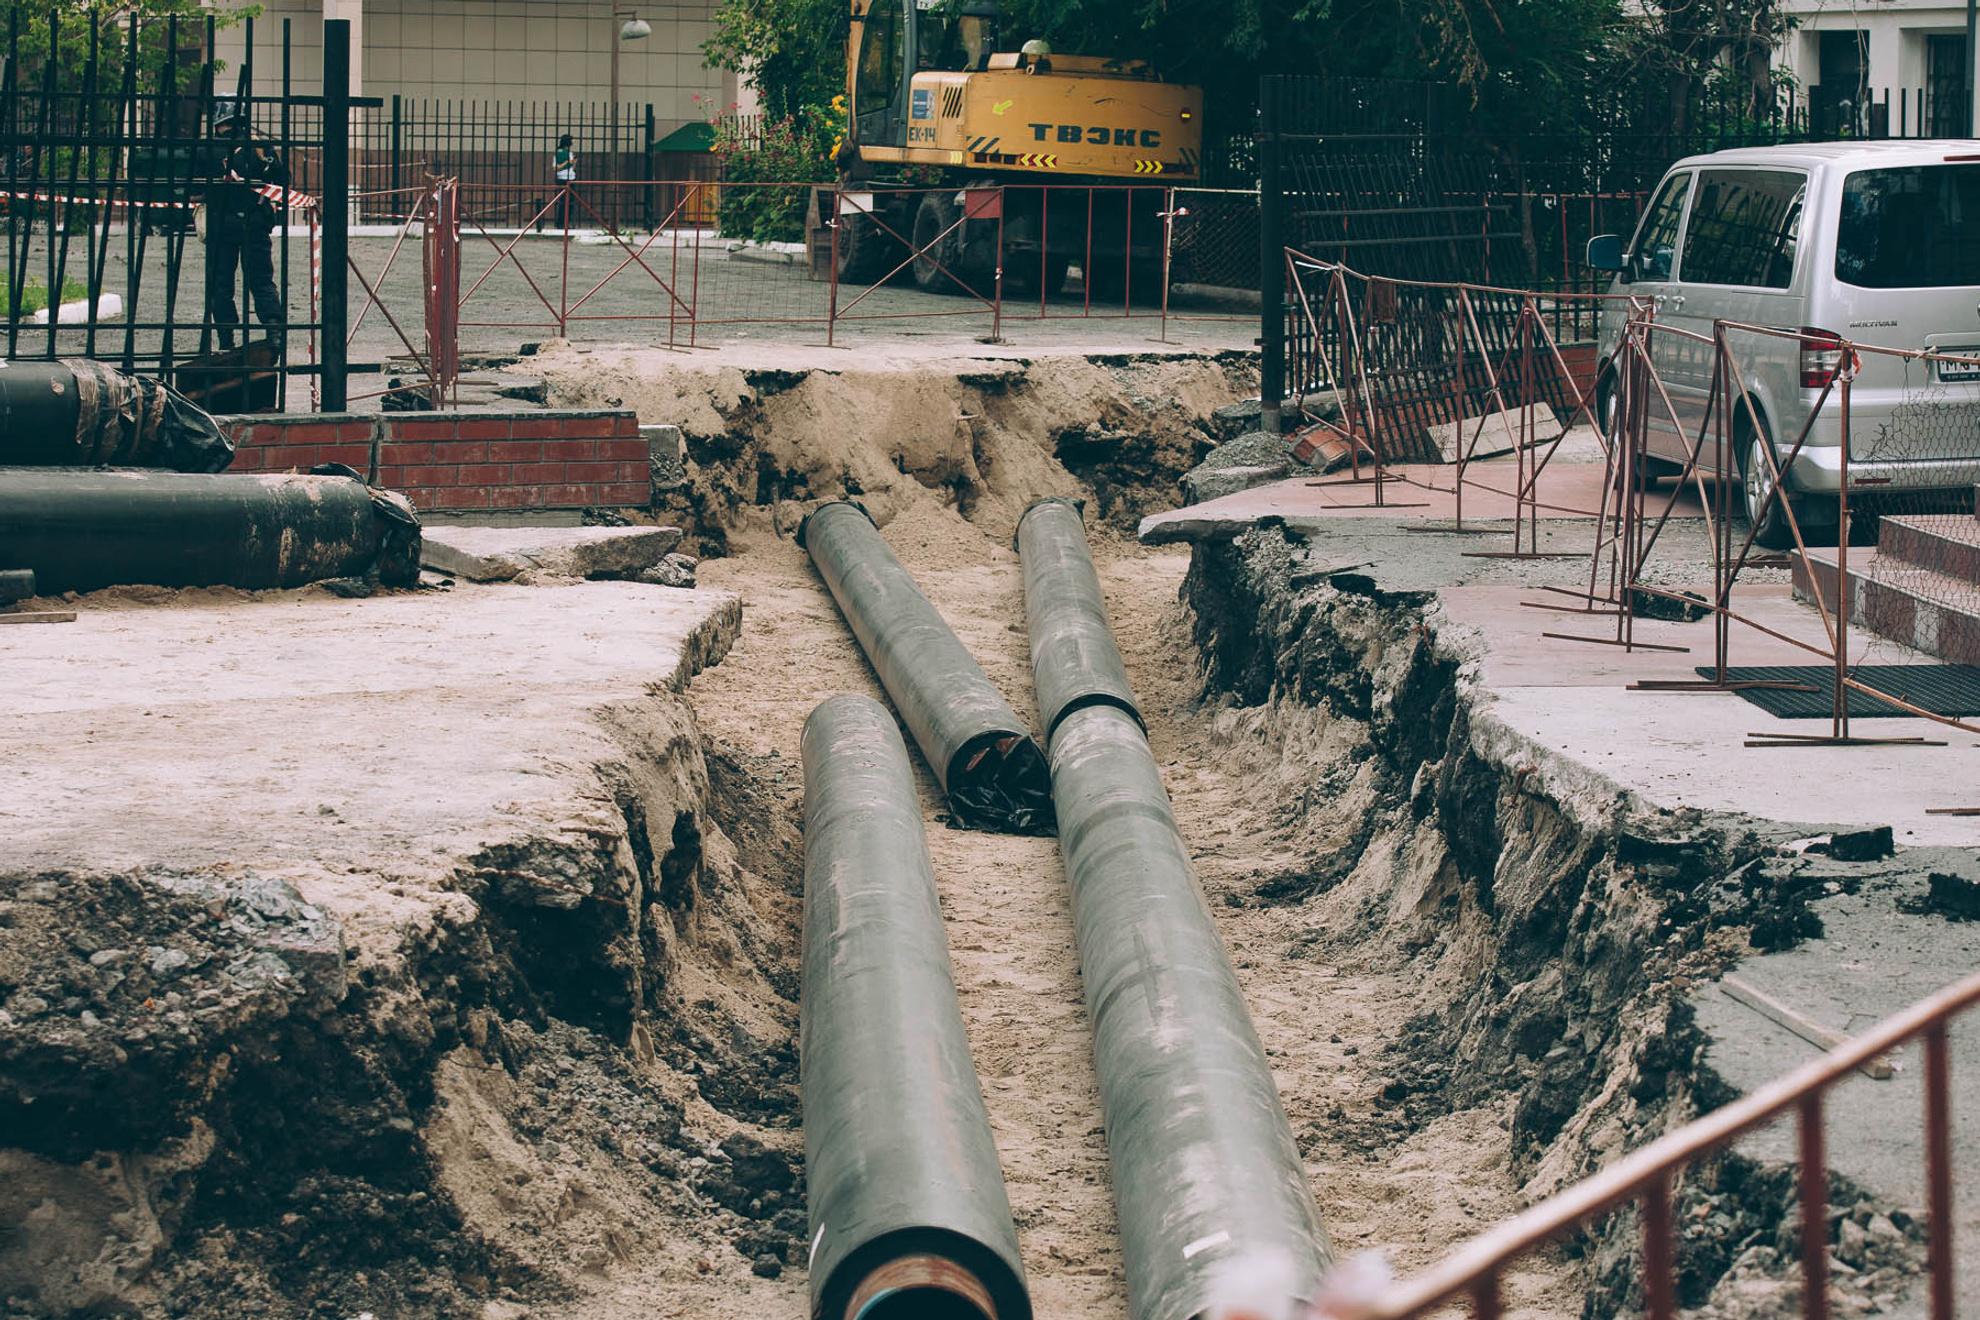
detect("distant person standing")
(553, 132), (578, 230)
(203, 108), (287, 352)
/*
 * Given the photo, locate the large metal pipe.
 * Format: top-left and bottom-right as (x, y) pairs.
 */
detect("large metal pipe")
(0, 360), (234, 471)
(1015, 498), (1142, 739)
(0, 467), (421, 594)
(1021, 516), (1333, 1320)
(801, 694), (1033, 1320)
(800, 500), (1052, 834)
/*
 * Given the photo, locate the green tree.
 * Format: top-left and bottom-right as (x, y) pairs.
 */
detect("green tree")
(702, 0), (843, 122)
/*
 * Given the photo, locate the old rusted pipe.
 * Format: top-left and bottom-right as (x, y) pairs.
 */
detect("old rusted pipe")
(801, 695), (1032, 1320)
(800, 500), (1052, 833)
(1020, 512), (1333, 1320)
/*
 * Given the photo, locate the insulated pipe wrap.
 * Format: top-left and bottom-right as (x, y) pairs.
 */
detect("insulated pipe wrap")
(800, 695), (1031, 1320)
(0, 468), (421, 594)
(1050, 705), (1332, 1320)
(1015, 498), (1141, 737)
(801, 500), (1052, 834)
(1020, 513), (1330, 1320)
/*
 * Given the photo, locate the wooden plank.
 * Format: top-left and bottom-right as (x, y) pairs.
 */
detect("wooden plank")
(0, 611), (77, 625)
(1722, 973), (1894, 1081)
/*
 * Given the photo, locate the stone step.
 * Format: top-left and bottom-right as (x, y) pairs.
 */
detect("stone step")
(1877, 514), (1980, 583)
(1794, 547), (1980, 666)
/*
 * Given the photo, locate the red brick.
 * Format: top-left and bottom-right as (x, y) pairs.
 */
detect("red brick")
(540, 483), (593, 507)
(486, 485), (534, 509)
(315, 444), (373, 471)
(547, 438), (598, 461)
(455, 418), (512, 441)
(488, 440), (542, 463)
(598, 481), (649, 505)
(598, 437), (646, 462)
(378, 441), (434, 465)
(433, 486), (492, 509)
(564, 460), (618, 482)
(456, 463), (512, 486)
(546, 416), (599, 439)
(230, 448), (268, 471)
(242, 423), (286, 447)
(388, 416), (463, 441)
(514, 461), (566, 483)
(276, 420), (374, 444)
(374, 466), (409, 488)
(431, 440), (488, 464)
(608, 412), (639, 437)
(404, 465), (460, 487)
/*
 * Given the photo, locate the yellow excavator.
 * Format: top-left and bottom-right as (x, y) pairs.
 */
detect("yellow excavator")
(837, 0), (1203, 297)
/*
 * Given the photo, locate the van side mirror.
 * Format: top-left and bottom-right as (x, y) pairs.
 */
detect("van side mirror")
(1585, 234), (1625, 273)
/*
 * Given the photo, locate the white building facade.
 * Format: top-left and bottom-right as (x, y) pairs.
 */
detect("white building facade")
(1774, 0), (1976, 136)
(214, 0), (749, 123)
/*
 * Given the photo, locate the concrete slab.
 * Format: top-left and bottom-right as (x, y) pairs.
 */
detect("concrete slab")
(1425, 406), (1563, 464)
(0, 581), (740, 903)
(1436, 582), (1980, 847)
(1140, 449), (1708, 544)
(420, 524), (685, 583)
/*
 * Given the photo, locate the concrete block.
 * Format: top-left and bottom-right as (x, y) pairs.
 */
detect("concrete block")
(420, 524), (684, 583)
(1427, 406), (1563, 464)
(1182, 462), (1292, 506)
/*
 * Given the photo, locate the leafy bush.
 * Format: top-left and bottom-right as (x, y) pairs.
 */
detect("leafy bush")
(713, 97), (843, 244)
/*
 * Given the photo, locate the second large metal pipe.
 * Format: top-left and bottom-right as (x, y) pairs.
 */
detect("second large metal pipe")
(801, 500), (1052, 834)
(1020, 501), (1332, 1320)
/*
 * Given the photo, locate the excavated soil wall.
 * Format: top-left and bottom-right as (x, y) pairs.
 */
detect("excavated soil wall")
(1181, 527), (1930, 1314)
(533, 347), (1257, 548)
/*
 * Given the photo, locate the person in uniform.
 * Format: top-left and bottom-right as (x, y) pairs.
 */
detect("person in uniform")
(204, 107), (287, 352)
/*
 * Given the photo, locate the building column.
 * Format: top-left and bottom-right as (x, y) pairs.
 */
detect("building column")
(324, 0), (364, 93)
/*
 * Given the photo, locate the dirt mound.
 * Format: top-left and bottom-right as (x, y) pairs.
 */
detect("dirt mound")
(533, 347), (1255, 549)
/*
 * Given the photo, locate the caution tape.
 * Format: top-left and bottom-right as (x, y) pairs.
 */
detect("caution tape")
(1, 182), (318, 211)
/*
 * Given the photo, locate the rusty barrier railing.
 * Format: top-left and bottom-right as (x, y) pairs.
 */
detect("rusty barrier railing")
(1362, 967), (1980, 1319)
(341, 177), (1258, 373)
(1277, 252), (1980, 749)
(1601, 318), (1980, 745)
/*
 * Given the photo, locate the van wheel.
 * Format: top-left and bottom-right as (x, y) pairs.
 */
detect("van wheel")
(1738, 420), (1797, 550)
(1599, 373), (1664, 492)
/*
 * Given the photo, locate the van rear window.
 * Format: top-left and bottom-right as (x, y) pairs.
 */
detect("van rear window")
(1836, 164), (1980, 287)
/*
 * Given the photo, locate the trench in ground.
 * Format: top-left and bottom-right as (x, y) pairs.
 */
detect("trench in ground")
(2, 351), (1930, 1319)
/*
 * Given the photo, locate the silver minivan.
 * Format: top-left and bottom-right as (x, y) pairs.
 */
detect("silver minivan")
(1590, 141), (1980, 547)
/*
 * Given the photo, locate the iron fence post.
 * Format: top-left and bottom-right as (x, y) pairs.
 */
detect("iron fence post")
(321, 18), (350, 411)
(643, 103), (656, 228)
(1258, 80), (1284, 435)
(389, 93), (402, 198)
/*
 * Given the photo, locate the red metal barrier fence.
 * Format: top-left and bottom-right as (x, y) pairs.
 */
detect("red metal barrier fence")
(340, 177), (1259, 397)
(1280, 251), (1980, 748)
(1363, 968), (1979, 1319)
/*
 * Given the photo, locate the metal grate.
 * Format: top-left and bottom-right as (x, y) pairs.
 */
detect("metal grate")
(1698, 664), (1980, 718)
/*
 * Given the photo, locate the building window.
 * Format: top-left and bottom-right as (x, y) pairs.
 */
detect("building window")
(1928, 34), (1967, 137)
(1814, 29), (1870, 136)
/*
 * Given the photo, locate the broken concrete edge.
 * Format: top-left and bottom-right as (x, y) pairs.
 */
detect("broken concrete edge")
(658, 590), (744, 693)
(419, 525), (689, 584)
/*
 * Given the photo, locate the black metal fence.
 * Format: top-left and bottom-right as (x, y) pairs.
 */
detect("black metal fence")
(350, 96), (721, 229)
(1, 13), (368, 410)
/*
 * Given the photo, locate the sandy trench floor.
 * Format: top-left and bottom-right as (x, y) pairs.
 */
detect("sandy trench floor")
(541, 498), (1580, 1319)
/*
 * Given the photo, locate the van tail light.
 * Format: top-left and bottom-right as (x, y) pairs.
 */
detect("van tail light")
(1800, 327), (1843, 389)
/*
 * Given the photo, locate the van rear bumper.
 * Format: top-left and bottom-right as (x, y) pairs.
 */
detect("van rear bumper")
(1787, 446), (1980, 495)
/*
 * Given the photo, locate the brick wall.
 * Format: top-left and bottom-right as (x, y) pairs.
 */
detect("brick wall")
(218, 410), (650, 512)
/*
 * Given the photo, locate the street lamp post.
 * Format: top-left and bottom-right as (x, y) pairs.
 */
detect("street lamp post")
(610, 11), (651, 182)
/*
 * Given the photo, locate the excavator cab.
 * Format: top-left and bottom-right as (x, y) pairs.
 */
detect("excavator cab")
(851, 0), (1001, 149)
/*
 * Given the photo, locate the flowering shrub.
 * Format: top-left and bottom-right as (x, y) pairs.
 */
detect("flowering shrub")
(712, 94), (846, 243)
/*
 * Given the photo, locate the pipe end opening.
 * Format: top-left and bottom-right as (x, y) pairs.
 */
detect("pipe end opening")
(847, 1255), (998, 1320)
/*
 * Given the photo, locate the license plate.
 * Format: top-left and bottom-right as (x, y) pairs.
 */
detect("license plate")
(1938, 348), (1980, 382)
